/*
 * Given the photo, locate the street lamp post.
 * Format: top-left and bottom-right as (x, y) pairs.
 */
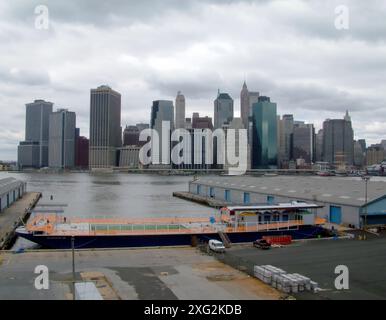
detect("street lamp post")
(71, 236), (76, 300)
(361, 175), (370, 239)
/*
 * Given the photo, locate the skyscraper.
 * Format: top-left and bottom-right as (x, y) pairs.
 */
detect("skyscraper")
(75, 134), (89, 169)
(17, 99), (53, 168)
(292, 123), (315, 164)
(214, 91), (233, 129)
(322, 111), (354, 166)
(240, 82), (259, 129)
(315, 129), (324, 162)
(175, 91), (185, 129)
(282, 114), (294, 162)
(150, 100), (174, 165)
(48, 109), (76, 168)
(251, 96), (278, 168)
(89, 85), (122, 169)
(240, 82), (249, 129)
(123, 125), (140, 146)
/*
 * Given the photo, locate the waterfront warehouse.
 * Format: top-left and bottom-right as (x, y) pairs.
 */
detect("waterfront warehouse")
(189, 176), (386, 228)
(0, 177), (27, 212)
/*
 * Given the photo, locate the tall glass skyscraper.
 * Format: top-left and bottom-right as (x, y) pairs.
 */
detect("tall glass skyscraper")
(251, 96), (278, 168)
(150, 100), (174, 166)
(214, 92), (233, 129)
(89, 85), (122, 169)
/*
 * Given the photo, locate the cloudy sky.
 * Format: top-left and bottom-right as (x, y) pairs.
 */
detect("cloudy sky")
(0, 0), (385, 160)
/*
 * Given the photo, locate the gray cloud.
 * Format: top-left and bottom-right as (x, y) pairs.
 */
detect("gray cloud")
(0, 0), (385, 160)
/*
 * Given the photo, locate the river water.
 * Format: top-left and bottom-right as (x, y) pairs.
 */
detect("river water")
(0, 172), (216, 249)
(1, 172), (215, 218)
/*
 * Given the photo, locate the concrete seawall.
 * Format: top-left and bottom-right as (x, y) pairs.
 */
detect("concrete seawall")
(0, 192), (41, 249)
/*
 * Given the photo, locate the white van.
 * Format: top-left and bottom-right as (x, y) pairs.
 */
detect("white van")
(208, 239), (226, 253)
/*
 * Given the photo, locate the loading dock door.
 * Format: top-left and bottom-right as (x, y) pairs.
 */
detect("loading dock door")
(330, 206), (342, 224)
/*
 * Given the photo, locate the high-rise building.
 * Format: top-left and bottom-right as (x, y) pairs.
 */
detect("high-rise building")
(118, 145), (141, 168)
(89, 85), (122, 169)
(353, 140), (365, 167)
(75, 133), (89, 169)
(322, 111), (354, 166)
(358, 139), (367, 153)
(222, 118), (248, 172)
(48, 109), (76, 168)
(315, 129), (324, 162)
(292, 123), (315, 164)
(136, 123), (149, 132)
(214, 91), (233, 129)
(192, 113), (214, 130)
(18, 99), (53, 168)
(240, 82), (249, 129)
(282, 114), (294, 162)
(240, 82), (259, 129)
(175, 91), (185, 129)
(150, 100), (174, 166)
(366, 145), (386, 165)
(251, 96), (278, 168)
(277, 116), (285, 167)
(123, 125), (140, 146)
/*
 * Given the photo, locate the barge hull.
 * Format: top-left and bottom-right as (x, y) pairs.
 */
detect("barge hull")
(17, 226), (325, 249)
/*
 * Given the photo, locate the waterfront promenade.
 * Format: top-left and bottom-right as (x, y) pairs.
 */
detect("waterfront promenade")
(0, 192), (41, 249)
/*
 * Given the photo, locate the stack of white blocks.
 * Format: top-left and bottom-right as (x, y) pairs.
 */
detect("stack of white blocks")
(253, 265), (319, 294)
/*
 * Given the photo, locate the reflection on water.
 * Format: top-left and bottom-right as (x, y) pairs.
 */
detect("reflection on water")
(0, 172), (216, 218)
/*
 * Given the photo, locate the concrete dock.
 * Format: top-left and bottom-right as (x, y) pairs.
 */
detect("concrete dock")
(0, 247), (283, 300)
(173, 191), (227, 208)
(211, 231), (386, 300)
(0, 192), (41, 249)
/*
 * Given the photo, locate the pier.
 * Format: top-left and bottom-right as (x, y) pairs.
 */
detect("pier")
(173, 191), (227, 208)
(0, 192), (41, 249)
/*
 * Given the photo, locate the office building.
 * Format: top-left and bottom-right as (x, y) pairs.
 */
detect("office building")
(75, 133), (89, 169)
(292, 123), (315, 164)
(240, 81), (259, 129)
(214, 91), (233, 129)
(366, 145), (386, 166)
(89, 85), (122, 169)
(175, 91), (185, 129)
(192, 114), (214, 130)
(48, 109), (76, 168)
(123, 125), (140, 146)
(118, 146), (141, 168)
(322, 111), (354, 166)
(251, 96), (278, 168)
(18, 99), (53, 168)
(150, 100), (174, 166)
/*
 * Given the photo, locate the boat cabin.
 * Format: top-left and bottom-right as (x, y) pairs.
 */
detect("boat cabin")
(220, 201), (324, 229)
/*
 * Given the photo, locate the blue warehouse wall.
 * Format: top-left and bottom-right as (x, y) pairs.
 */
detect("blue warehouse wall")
(360, 196), (386, 225)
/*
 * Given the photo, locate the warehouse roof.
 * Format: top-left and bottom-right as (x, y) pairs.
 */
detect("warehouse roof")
(191, 175), (386, 207)
(0, 177), (24, 196)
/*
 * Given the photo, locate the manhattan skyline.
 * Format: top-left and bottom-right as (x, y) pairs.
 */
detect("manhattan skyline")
(1, 0), (386, 160)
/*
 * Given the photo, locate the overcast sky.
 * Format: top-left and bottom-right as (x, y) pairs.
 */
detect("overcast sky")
(0, 0), (385, 160)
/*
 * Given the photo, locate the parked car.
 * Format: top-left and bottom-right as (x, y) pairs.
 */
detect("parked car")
(253, 239), (271, 250)
(208, 239), (226, 253)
